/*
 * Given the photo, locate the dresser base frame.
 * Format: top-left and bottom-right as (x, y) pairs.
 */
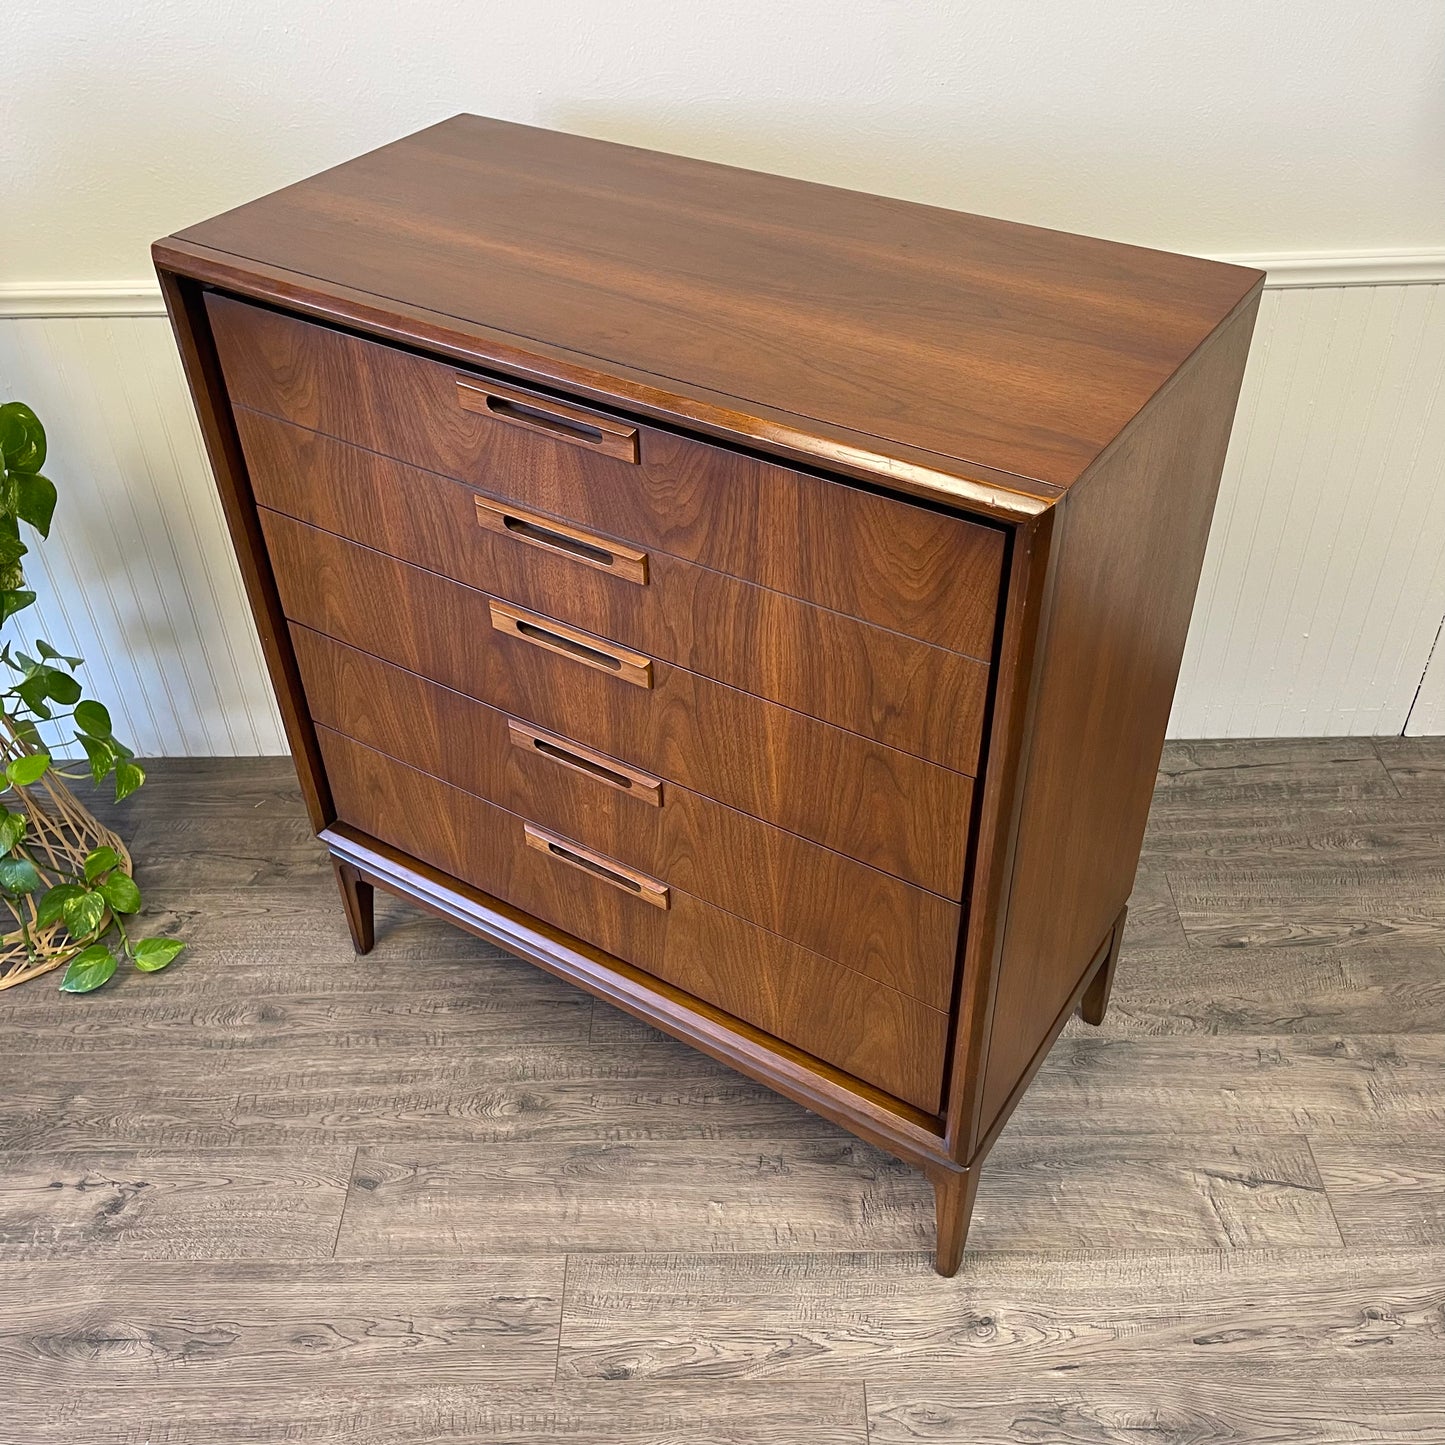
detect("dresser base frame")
(323, 822), (1124, 1276)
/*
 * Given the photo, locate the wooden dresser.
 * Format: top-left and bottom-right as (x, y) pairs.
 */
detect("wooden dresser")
(156, 115), (1262, 1274)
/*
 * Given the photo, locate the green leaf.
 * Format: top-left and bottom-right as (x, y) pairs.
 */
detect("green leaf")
(14, 473), (57, 538)
(98, 871), (141, 914)
(42, 669), (81, 706)
(5, 752), (51, 787)
(0, 527), (27, 568)
(36, 640), (84, 667)
(133, 936), (184, 973)
(0, 590), (37, 625)
(0, 809), (25, 852)
(0, 856), (43, 894)
(0, 403), (46, 474)
(114, 758), (145, 802)
(14, 674), (52, 712)
(74, 699), (113, 739)
(59, 944), (117, 993)
(79, 734), (114, 785)
(36, 882), (85, 930)
(61, 889), (106, 939)
(83, 845), (121, 883)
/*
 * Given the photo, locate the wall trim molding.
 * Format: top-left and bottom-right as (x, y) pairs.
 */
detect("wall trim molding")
(1209, 248), (1445, 289)
(0, 282), (169, 318)
(3, 249), (1444, 318)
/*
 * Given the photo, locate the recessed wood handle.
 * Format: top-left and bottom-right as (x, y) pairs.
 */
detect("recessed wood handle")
(457, 377), (639, 462)
(475, 498), (648, 585)
(524, 822), (669, 908)
(489, 600), (653, 688)
(507, 718), (664, 806)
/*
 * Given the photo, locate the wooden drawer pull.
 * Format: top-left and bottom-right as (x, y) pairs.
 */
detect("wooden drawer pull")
(524, 822), (669, 908)
(507, 718), (664, 805)
(489, 600), (653, 688)
(475, 498), (648, 585)
(456, 377), (639, 462)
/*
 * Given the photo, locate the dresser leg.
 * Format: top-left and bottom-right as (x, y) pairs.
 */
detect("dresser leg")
(1080, 905), (1127, 1026)
(928, 1163), (980, 1277)
(333, 859), (375, 955)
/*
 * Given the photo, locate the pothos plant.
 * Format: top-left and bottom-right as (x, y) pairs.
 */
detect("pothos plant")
(0, 400), (185, 992)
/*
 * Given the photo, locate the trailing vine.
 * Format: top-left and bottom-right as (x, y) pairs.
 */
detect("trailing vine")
(0, 401), (184, 991)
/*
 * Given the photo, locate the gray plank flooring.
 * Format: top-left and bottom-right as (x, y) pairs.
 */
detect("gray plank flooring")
(1, 739), (1442, 1442)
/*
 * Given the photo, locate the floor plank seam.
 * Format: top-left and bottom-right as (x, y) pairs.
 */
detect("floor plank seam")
(1370, 736), (1407, 801)
(329, 1145), (360, 1258)
(554, 1251), (570, 1385)
(1301, 1134), (1350, 1250)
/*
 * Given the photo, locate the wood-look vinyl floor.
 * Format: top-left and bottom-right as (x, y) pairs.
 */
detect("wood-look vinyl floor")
(2, 738), (1443, 1443)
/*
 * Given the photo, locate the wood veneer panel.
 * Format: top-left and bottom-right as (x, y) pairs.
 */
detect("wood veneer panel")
(318, 728), (948, 1112)
(976, 296), (1262, 1138)
(184, 115), (1259, 492)
(262, 511), (971, 897)
(238, 409), (991, 771)
(209, 293), (1006, 659)
(292, 627), (960, 1007)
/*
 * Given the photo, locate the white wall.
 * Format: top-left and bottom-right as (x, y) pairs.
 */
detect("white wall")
(6, 1), (1445, 280)
(3, 1), (1444, 748)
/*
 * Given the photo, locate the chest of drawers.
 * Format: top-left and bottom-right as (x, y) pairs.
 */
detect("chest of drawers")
(156, 115), (1261, 1274)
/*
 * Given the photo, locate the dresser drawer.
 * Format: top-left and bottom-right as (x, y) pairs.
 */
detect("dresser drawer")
(294, 626), (960, 1008)
(238, 409), (990, 773)
(318, 726), (948, 1111)
(263, 510), (972, 896)
(210, 293), (1005, 659)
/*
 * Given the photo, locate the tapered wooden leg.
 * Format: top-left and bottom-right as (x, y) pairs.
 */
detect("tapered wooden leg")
(1080, 905), (1127, 1026)
(928, 1163), (980, 1277)
(333, 859), (375, 954)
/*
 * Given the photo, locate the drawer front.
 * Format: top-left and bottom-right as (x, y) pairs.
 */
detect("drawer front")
(319, 727), (948, 1113)
(293, 626), (961, 1008)
(210, 293), (1004, 659)
(263, 510), (972, 897)
(238, 409), (990, 773)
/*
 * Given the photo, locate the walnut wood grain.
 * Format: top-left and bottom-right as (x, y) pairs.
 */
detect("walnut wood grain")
(154, 272), (335, 835)
(291, 627), (960, 1006)
(523, 823), (671, 910)
(232, 408), (992, 770)
(507, 716), (665, 807)
(457, 374), (640, 462)
(263, 511), (971, 897)
(975, 294), (1261, 1139)
(210, 296), (1006, 660)
(474, 495), (649, 585)
(181, 114), (1260, 494)
(318, 727), (949, 1112)
(488, 599), (654, 690)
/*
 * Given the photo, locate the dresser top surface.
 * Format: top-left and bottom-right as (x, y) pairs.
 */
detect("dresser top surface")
(168, 114), (1261, 503)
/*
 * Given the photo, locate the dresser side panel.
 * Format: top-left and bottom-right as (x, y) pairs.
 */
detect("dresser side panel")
(977, 292), (1261, 1136)
(154, 265), (335, 833)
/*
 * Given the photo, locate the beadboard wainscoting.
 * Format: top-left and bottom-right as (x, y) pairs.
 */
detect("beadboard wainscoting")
(0, 311), (287, 756)
(1173, 277), (1445, 738)
(0, 258), (1443, 754)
